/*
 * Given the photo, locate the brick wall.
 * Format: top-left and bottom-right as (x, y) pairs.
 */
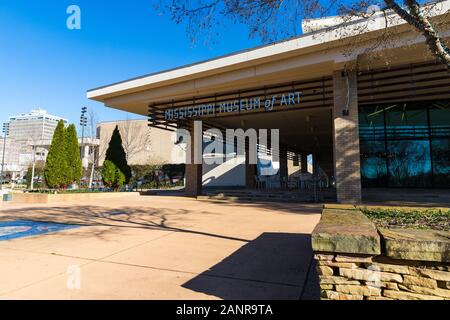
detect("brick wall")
(332, 70), (362, 203)
(185, 126), (202, 197)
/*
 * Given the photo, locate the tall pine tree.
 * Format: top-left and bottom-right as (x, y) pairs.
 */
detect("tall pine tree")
(65, 124), (82, 184)
(104, 125), (131, 183)
(44, 120), (68, 188)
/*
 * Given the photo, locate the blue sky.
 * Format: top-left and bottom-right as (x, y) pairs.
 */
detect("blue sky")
(0, 0), (262, 133)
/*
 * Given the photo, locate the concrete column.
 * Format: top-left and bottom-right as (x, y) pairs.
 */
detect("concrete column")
(332, 70), (362, 203)
(312, 153), (317, 175)
(279, 145), (288, 179)
(301, 153), (308, 173)
(245, 146), (257, 189)
(185, 125), (202, 197)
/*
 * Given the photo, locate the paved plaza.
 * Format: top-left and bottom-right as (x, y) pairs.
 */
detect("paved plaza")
(0, 194), (321, 300)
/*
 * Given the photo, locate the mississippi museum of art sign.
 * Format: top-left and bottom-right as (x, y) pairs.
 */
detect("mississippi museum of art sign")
(164, 91), (302, 121)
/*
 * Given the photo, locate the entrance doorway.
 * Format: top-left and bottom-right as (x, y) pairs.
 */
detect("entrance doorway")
(201, 106), (335, 201)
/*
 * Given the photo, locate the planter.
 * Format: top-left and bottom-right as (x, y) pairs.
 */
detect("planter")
(312, 207), (450, 300)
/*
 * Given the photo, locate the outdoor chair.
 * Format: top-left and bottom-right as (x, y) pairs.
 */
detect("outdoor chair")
(266, 175), (281, 189)
(287, 176), (299, 189)
(281, 176), (289, 189)
(298, 173), (313, 190)
(254, 175), (266, 189)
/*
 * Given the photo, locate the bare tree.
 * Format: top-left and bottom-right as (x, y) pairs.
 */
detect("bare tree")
(27, 134), (45, 190)
(119, 116), (152, 163)
(386, 0), (450, 64)
(156, 0), (450, 66)
(87, 108), (103, 189)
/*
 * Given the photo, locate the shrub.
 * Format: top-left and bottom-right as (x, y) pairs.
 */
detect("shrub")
(162, 164), (185, 183)
(102, 160), (126, 191)
(26, 161), (46, 189)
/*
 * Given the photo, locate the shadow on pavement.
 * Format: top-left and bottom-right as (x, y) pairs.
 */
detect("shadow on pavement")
(0, 205), (252, 242)
(182, 232), (320, 300)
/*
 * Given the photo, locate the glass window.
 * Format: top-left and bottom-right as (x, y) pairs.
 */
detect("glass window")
(359, 100), (450, 189)
(385, 103), (429, 139)
(359, 105), (385, 141)
(360, 140), (387, 187)
(387, 140), (432, 187)
(429, 101), (450, 138)
(431, 139), (450, 188)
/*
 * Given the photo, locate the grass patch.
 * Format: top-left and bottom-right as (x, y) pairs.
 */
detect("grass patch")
(360, 207), (450, 232)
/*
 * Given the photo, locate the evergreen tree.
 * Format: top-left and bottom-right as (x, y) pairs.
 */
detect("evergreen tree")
(104, 125), (131, 183)
(102, 160), (125, 191)
(44, 120), (68, 188)
(65, 124), (82, 184)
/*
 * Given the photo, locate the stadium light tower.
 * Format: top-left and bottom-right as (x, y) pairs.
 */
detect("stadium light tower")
(80, 107), (88, 159)
(0, 123), (10, 190)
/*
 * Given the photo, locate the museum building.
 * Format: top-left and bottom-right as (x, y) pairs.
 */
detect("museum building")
(88, 2), (450, 203)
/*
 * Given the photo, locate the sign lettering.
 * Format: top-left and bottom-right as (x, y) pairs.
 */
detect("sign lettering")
(164, 91), (302, 121)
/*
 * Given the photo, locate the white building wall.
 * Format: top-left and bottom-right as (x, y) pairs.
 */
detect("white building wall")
(202, 157), (246, 187)
(97, 120), (186, 166)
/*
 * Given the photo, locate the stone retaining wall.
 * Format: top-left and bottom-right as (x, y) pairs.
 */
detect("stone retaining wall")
(316, 253), (450, 300)
(312, 206), (450, 300)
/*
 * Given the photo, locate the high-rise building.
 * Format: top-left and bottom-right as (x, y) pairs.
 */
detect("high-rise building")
(0, 137), (21, 178)
(7, 108), (67, 149)
(2, 109), (67, 178)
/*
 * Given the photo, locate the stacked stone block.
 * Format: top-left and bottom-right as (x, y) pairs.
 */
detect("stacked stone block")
(315, 253), (450, 300)
(312, 206), (450, 300)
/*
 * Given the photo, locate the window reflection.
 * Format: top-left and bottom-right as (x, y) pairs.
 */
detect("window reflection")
(359, 100), (450, 188)
(387, 140), (432, 187)
(432, 139), (450, 187)
(360, 140), (387, 187)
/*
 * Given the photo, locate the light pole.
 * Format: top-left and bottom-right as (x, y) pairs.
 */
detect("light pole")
(30, 145), (37, 190)
(80, 107), (88, 187)
(0, 123), (9, 191)
(80, 107), (88, 158)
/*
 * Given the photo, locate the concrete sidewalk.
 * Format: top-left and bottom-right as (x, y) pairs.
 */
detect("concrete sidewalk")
(0, 194), (321, 300)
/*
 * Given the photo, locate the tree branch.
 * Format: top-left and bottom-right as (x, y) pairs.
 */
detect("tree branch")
(385, 0), (450, 65)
